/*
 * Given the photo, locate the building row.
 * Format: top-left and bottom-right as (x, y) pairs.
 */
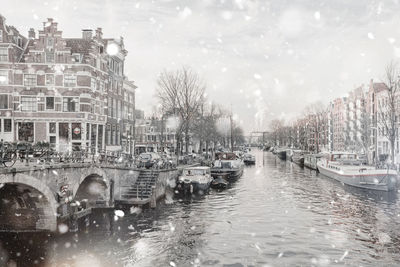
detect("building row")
(274, 79), (397, 164)
(0, 15), (136, 154)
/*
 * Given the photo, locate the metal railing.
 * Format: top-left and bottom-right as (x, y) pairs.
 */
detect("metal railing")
(0, 141), (198, 169)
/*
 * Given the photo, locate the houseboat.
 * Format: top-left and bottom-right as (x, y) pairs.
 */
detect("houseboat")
(317, 152), (398, 191)
(286, 149), (294, 161)
(304, 153), (324, 170)
(243, 153), (256, 165)
(175, 166), (213, 195)
(211, 152), (244, 180)
(276, 148), (287, 160)
(292, 150), (308, 167)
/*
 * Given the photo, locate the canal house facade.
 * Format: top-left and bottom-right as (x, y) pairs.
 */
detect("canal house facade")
(0, 15), (136, 154)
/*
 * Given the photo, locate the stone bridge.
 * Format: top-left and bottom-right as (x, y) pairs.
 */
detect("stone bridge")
(0, 162), (178, 232)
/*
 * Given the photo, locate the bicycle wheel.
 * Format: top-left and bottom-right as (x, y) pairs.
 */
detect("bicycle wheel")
(3, 151), (17, 167)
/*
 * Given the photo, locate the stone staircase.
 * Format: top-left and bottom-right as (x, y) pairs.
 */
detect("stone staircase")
(120, 170), (159, 204)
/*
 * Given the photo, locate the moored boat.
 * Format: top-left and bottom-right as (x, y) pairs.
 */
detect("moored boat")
(211, 174), (229, 189)
(243, 153), (256, 165)
(211, 152), (244, 180)
(286, 149), (294, 161)
(317, 152), (398, 191)
(175, 166), (213, 196)
(304, 153), (324, 170)
(276, 148), (287, 160)
(292, 150), (308, 167)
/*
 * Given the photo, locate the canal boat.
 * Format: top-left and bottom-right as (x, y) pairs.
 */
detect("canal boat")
(317, 152), (398, 191)
(243, 153), (256, 165)
(286, 149), (294, 161)
(304, 153), (324, 170)
(276, 148), (287, 160)
(211, 152), (244, 180)
(291, 150), (308, 167)
(211, 174), (229, 189)
(175, 166), (213, 196)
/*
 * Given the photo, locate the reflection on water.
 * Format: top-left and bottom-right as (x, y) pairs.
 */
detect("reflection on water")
(1, 149), (400, 266)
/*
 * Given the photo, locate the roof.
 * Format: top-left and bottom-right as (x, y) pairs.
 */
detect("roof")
(372, 82), (388, 93)
(65, 38), (92, 54)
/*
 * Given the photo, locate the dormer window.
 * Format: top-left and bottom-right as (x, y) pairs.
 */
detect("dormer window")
(100, 46), (104, 54)
(47, 37), (54, 47)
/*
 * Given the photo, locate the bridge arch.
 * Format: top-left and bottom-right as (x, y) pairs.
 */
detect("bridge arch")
(0, 173), (57, 231)
(72, 168), (111, 207)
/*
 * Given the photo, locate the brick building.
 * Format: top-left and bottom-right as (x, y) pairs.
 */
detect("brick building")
(0, 15), (136, 153)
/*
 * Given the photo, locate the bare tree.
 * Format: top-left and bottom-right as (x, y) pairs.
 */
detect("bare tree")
(156, 67), (206, 155)
(378, 61), (400, 164)
(269, 119), (285, 146)
(192, 102), (223, 157)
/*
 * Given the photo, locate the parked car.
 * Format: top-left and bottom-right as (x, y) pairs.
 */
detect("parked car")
(138, 152), (161, 169)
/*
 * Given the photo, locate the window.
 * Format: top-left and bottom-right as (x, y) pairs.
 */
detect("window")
(46, 97), (54, 110)
(24, 74), (37, 86)
(47, 38), (54, 47)
(49, 122), (56, 133)
(21, 96), (37, 111)
(63, 97), (78, 112)
(0, 95), (8, 109)
(4, 119), (11, 132)
(0, 30), (2, 42)
(91, 78), (97, 90)
(0, 70), (7, 84)
(46, 52), (54, 63)
(0, 47), (8, 62)
(46, 74), (54, 85)
(64, 74), (76, 87)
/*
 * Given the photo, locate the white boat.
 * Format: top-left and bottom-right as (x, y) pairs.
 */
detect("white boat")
(243, 153), (256, 165)
(175, 166), (213, 195)
(317, 152), (398, 191)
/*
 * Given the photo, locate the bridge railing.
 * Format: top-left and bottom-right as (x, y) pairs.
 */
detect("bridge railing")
(0, 141), (190, 170)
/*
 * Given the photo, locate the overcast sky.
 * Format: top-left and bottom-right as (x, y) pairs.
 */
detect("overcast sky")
(3, 0), (400, 133)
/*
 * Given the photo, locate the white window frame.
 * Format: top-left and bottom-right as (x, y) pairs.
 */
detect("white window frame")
(0, 94), (8, 109)
(46, 96), (55, 110)
(24, 74), (37, 86)
(91, 78), (97, 90)
(62, 97), (79, 112)
(0, 70), (8, 85)
(0, 47), (8, 62)
(64, 74), (76, 87)
(20, 96), (37, 112)
(47, 37), (54, 47)
(45, 52), (54, 63)
(46, 74), (54, 85)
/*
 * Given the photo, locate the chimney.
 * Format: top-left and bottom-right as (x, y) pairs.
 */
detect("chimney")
(28, 28), (35, 39)
(95, 27), (103, 39)
(82, 29), (93, 40)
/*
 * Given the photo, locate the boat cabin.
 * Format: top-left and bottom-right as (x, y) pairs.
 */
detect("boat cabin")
(215, 152), (239, 160)
(183, 167), (211, 176)
(326, 152), (362, 165)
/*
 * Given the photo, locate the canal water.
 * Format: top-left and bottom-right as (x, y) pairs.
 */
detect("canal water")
(2, 149), (400, 266)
